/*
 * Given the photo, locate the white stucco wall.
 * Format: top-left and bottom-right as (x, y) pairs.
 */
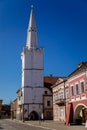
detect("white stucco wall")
(22, 48), (44, 70)
(21, 48), (44, 87)
(21, 47), (44, 105)
(24, 87), (44, 103)
(22, 70), (43, 87)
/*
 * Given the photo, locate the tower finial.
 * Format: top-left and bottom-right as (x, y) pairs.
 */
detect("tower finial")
(31, 5), (34, 9)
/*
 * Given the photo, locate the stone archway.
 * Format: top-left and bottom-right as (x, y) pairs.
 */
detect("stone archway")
(29, 111), (39, 120)
(74, 104), (87, 124)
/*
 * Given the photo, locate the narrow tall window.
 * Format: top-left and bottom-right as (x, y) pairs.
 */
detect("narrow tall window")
(76, 84), (79, 95)
(65, 89), (68, 98)
(53, 94), (55, 102)
(55, 93), (58, 100)
(47, 100), (51, 107)
(60, 92), (64, 99)
(71, 86), (74, 96)
(81, 82), (85, 93)
(60, 108), (64, 117)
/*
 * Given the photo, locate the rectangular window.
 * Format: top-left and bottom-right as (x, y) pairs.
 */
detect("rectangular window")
(47, 100), (51, 106)
(65, 89), (68, 98)
(76, 84), (79, 95)
(81, 82), (85, 93)
(59, 91), (64, 99)
(55, 93), (58, 100)
(60, 108), (64, 117)
(45, 91), (47, 94)
(53, 94), (55, 102)
(58, 92), (61, 99)
(71, 86), (74, 96)
(60, 92), (64, 99)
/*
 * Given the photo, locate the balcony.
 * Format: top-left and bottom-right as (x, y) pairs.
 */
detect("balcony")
(55, 98), (66, 106)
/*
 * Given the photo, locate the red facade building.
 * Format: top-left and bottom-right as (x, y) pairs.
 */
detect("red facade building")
(66, 62), (87, 124)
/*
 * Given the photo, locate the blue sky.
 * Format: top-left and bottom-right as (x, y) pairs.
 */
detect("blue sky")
(0, 0), (87, 103)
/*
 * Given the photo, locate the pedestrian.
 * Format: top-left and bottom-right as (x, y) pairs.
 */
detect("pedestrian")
(41, 113), (44, 121)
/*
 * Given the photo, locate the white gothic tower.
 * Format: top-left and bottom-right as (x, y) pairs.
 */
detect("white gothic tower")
(21, 6), (44, 120)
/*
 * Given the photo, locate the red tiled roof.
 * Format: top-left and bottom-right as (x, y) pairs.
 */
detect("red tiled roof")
(44, 76), (58, 85)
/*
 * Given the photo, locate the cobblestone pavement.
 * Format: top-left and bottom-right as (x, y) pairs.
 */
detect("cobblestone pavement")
(0, 119), (46, 130)
(5, 119), (87, 130)
(25, 120), (86, 130)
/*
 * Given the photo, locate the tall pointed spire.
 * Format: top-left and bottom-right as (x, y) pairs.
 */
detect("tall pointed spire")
(26, 6), (38, 49)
